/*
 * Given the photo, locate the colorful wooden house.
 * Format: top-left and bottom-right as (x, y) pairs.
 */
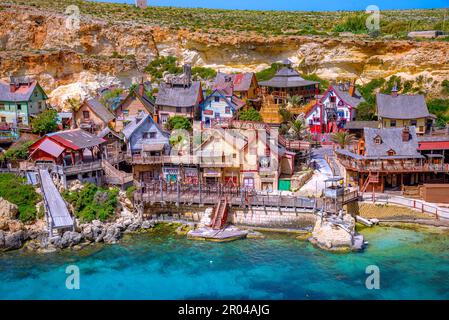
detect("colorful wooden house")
(376, 88), (434, 135)
(335, 126), (449, 192)
(258, 60), (319, 124)
(156, 65), (204, 125)
(74, 98), (115, 134)
(28, 129), (105, 166)
(305, 82), (364, 134)
(201, 89), (245, 127)
(0, 77), (48, 127)
(114, 83), (157, 132)
(123, 113), (170, 182)
(213, 72), (259, 100)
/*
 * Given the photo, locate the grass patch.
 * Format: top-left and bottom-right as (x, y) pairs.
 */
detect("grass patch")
(0, 173), (41, 222)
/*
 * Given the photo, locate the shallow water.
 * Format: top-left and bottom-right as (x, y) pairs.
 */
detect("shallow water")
(1, 226), (448, 299)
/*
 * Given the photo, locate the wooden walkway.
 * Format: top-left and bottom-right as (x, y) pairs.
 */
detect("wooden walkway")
(135, 181), (317, 210)
(38, 169), (74, 235)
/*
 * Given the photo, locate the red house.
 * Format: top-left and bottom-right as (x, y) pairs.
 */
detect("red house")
(29, 129), (105, 165)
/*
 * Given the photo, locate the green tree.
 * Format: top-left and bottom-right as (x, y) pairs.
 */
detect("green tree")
(331, 132), (357, 149)
(165, 115), (192, 131)
(356, 101), (377, 121)
(238, 107), (263, 122)
(31, 108), (58, 135)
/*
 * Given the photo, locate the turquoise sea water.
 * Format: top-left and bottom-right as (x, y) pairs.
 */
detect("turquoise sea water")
(1, 226), (449, 300)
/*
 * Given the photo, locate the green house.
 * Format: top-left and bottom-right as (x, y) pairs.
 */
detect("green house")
(0, 77), (49, 127)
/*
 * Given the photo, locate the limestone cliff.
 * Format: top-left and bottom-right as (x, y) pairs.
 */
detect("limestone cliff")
(0, 4), (448, 106)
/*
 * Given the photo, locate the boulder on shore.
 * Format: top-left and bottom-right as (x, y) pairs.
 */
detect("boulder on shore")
(0, 197), (19, 219)
(310, 214), (362, 252)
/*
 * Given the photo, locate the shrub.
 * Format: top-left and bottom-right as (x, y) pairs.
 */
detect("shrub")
(256, 63), (283, 82)
(0, 173), (41, 222)
(333, 14), (368, 34)
(63, 183), (119, 222)
(31, 108), (58, 135)
(238, 107), (263, 122)
(144, 56), (182, 80)
(1, 141), (34, 161)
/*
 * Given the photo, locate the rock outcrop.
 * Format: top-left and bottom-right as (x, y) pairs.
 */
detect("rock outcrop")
(309, 214), (364, 252)
(0, 4), (448, 106)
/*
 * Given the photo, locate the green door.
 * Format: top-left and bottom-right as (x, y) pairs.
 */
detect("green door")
(278, 179), (291, 191)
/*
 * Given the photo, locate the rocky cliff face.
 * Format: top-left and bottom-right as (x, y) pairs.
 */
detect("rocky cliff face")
(1, 4), (448, 105)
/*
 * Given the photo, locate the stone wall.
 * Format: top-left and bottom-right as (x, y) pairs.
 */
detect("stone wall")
(230, 207), (316, 229)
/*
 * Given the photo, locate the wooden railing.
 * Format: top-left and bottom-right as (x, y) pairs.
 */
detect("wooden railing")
(211, 119), (311, 151)
(338, 159), (449, 173)
(134, 180), (317, 209)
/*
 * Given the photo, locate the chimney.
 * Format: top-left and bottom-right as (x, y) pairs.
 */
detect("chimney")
(402, 126), (410, 142)
(183, 64), (192, 85)
(348, 79), (356, 97)
(391, 82), (399, 97)
(138, 78), (145, 96)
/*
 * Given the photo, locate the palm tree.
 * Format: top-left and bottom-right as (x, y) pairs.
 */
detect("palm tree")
(331, 132), (357, 149)
(287, 95), (302, 108)
(290, 119), (307, 140)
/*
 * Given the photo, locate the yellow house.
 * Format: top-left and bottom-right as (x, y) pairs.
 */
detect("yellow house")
(376, 91), (434, 135)
(196, 127), (295, 191)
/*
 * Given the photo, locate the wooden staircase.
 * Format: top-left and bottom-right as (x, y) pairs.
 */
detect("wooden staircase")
(360, 172), (380, 193)
(101, 160), (133, 187)
(210, 198), (229, 230)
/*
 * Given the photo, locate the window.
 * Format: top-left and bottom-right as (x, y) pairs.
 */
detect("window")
(123, 110), (129, 116)
(1, 117), (6, 123)
(390, 120), (396, 127)
(149, 132), (156, 139)
(17, 105), (22, 111)
(374, 135), (382, 144)
(387, 149), (396, 156)
(142, 132), (149, 139)
(411, 120), (417, 126)
(0, 104), (4, 111)
(176, 107), (182, 113)
(83, 111), (90, 119)
(214, 96), (220, 103)
(225, 107), (231, 114)
(215, 112), (221, 118)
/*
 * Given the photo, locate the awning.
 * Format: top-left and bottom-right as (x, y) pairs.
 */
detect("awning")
(143, 143), (165, 152)
(419, 141), (449, 150)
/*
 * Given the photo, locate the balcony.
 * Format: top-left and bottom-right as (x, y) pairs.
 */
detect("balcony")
(338, 159), (449, 173)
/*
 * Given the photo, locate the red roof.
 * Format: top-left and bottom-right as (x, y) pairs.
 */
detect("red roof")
(418, 141), (449, 150)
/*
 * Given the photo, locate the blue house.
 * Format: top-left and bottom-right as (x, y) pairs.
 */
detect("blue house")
(201, 89), (246, 127)
(123, 113), (170, 182)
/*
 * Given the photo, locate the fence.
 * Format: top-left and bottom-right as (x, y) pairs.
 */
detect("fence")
(360, 193), (449, 220)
